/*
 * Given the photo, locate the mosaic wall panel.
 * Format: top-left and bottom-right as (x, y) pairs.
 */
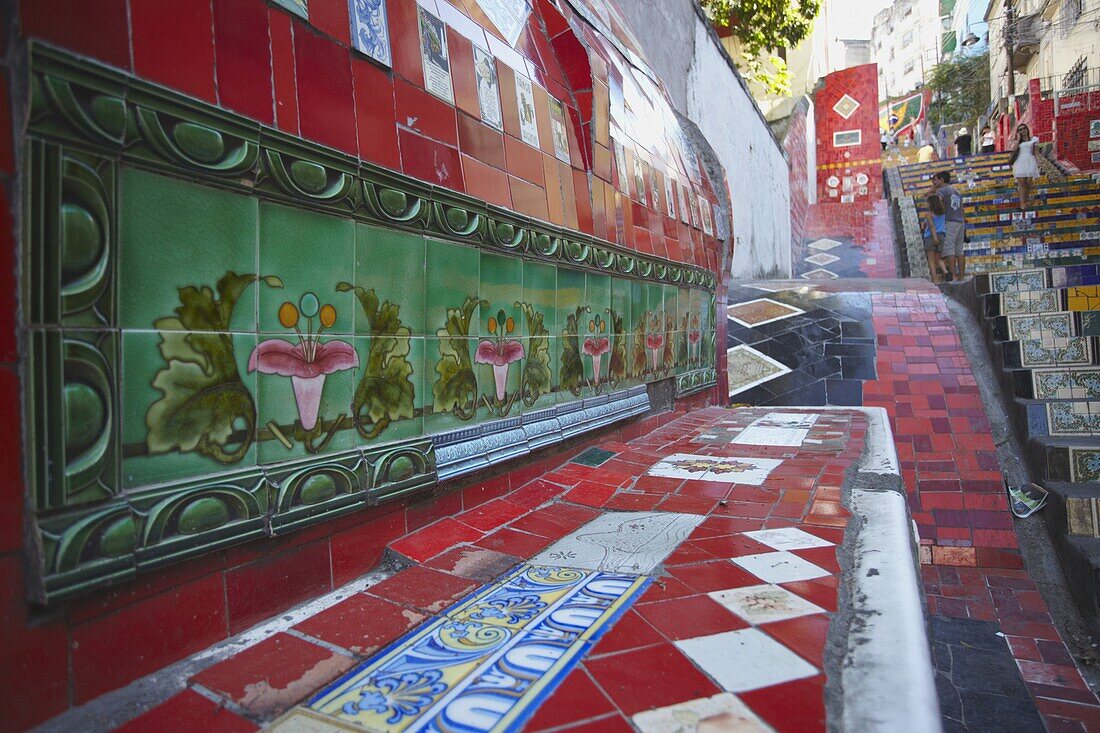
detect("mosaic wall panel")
(21, 46), (718, 601)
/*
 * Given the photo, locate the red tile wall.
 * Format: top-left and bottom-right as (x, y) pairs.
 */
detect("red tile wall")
(784, 101), (811, 265)
(4, 2), (727, 724)
(814, 63), (883, 202)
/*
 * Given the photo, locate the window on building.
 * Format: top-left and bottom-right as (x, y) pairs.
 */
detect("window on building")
(902, 30), (914, 45)
(1062, 56), (1087, 89)
(903, 60), (915, 75)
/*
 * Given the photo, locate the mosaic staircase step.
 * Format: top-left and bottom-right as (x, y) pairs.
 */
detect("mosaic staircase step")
(1013, 366), (1100, 400)
(985, 287), (1100, 317)
(992, 312), (1078, 341)
(1003, 336), (1096, 369)
(1025, 400), (1100, 438)
(1042, 439), (1100, 484)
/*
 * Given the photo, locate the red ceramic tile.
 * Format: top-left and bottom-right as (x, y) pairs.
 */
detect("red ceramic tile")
(213, 0), (273, 124)
(663, 541), (720, 566)
(475, 526), (554, 557)
(330, 509), (406, 586)
(457, 499), (529, 532)
(589, 608), (666, 657)
(791, 546), (841, 573)
(192, 633), (353, 716)
(505, 135), (545, 185)
(740, 674), (827, 733)
(131, 0), (216, 101)
(448, 32), (480, 119)
(691, 533), (774, 559)
(295, 26), (358, 155)
(462, 154), (512, 208)
(424, 546), (520, 581)
(0, 370), (24, 547)
(543, 155), (566, 225)
(295, 593), (426, 655)
(457, 113), (507, 169)
(497, 62), (521, 140)
(506, 508), (575, 539)
(72, 573), (227, 703)
(269, 8), (299, 134)
(461, 474), (511, 508)
(667, 561), (761, 594)
(523, 666), (617, 731)
(225, 540), (331, 634)
(395, 78), (459, 146)
(531, 85), (556, 158)
(508, 476), (566, 508)
(763, 614), (831, 667)
(508, 175), (549, 220)
(586, 643), (722, 715)
(366, 566), (477, 613)
(352, 57), (399, 169)
(116, 690), (256, 733)
(636, 594), (749, 641)
(387, 0), (425, 87)
(408, 491), (463, 533)
(20, 0), (130, 69)
(308, 0), (351, 44)
(391, 517), (483, 562)
(399, 128), (465, 191)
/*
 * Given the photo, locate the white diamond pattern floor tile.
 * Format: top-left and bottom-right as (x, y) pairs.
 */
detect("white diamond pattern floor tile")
(632, 692), (775, 732)
(710, 583), (826, 625)
(805, 252), (840, 266)
(808, 238), (842, 251)
(675, 628), (818, 692)
(731, 551), (830, 583)
(743, 527), (833, 551)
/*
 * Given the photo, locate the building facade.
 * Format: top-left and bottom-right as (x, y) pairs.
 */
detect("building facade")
(872, 0), (943, 100)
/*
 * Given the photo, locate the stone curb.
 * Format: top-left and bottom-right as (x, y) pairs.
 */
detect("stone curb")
(805, 406), (942, 733)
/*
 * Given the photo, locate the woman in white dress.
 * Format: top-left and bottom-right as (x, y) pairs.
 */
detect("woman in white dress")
(1010, 124), (1041, 210)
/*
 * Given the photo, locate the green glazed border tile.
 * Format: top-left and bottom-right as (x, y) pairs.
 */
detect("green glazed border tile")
(426, 239), (481, 338)
(354, 223), (427, 337)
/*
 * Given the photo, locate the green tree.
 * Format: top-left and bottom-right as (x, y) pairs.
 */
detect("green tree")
(927, 51), (991, 129)
(701, 0), (821, 95)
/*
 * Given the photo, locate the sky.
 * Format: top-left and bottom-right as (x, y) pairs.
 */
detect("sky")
(831, 0), (893, 40)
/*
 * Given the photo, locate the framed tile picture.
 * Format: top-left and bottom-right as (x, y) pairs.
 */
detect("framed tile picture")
(418, 6), (453, 103)
(349, 0), (391, 66)
(832, 130), (862, 147)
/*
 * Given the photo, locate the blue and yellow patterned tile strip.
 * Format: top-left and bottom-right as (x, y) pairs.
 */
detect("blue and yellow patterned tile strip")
(302, 564), (650, 732)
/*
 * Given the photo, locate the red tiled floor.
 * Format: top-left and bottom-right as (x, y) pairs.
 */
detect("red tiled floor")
(635, 593), (749, 641)
(364, 566), (477, 613)
(739, 674), (828, 733)
(588, 608), (666, 657)
(763, 614), (831, 667)
(665, 561), (761, 594)
(584, 643), (723, 715)
(116, 690), (257, 732)
(390, 518), (483, 562)
(190, 633), (354, 717)
(522, 667), (617, 731)
(293, 593), (427, 656)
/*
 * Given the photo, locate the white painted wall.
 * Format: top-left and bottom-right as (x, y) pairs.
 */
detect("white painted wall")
(614, 0), (794, 279)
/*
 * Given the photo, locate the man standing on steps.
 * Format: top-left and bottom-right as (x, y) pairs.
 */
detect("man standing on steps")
(933, 171), (967, 281)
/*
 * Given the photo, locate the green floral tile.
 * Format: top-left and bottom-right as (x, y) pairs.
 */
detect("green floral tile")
(663, 285), (679, 328)
(425, 336), (481, 435)
(259, 202), (355, 336)
(556, 267), (586, 340)
(475, 338), (526, 422)
(118, 168), (259, 332)
(479, 252), (522, 341)
(521, 261), (557, 338)
(580, 309), (611, 390)
(350, 334), (423, 446)
(646, 284), (664, 322)
(353, 223), (426, 337)
(427, 239), (481, 338)
(586, 273), (611, 318)
(121, 330), (257, 489)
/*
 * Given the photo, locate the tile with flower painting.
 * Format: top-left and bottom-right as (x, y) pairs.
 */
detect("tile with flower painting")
(646, 453), (782, 485)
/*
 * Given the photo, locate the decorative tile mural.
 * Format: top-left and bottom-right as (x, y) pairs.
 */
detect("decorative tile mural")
(21, 47), (717, 601)
(349, 0), (392, 66)
(306, 564), (649, 731)
(726, 345), (791, 397)
(725, 299), (805, 328)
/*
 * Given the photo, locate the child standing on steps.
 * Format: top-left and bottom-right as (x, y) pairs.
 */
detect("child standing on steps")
(922, 191), (950, 283)
(1011, 124), (1041, 210)
(933, 171), (967, 282)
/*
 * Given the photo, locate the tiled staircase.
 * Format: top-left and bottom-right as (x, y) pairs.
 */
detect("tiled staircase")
(892, 154), (1100, 627)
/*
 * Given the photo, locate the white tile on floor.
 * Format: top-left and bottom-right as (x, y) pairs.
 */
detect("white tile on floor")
(731, 552), (830, 584)
(528, 511), (705, 574)
(730, 425), (809, 447)
(710, 583), (825, 625)
(753, 413), (819, 429)
(808, 238), (842, 251)
(646, 453), (783, 485)
(632, 692), (775, 732)
(743, 527), (833, 551)
(675, 628), (818, 692)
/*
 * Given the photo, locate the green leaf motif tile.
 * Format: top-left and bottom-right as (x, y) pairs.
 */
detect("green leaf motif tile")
(122, 330), (258, 489)
(479, 253), (521, 340)
(259, 202), (355, 335)
(432, 299), (484, 422)
(118, 168), (259, 332)
(354, 224), (426, 337)
(427, 240), (480, 337)
(522, 262), (557, 337)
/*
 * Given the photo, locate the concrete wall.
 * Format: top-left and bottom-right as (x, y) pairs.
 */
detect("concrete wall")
(615, 0), (793, 279)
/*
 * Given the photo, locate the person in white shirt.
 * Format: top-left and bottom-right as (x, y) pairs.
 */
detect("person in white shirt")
(979, 126), (995, 154)
(1010, 124), (1041, 210)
